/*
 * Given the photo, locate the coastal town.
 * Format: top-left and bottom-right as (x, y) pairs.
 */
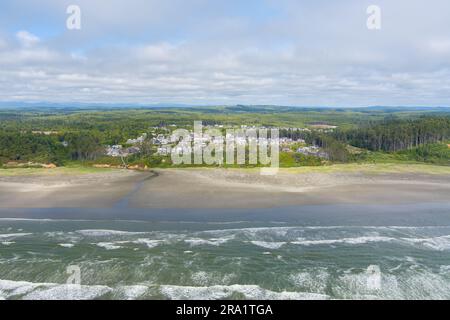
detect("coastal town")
(105, 124), (332, 162)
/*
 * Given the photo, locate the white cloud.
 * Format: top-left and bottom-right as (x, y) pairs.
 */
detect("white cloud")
(16, 30), (40, 47)
(429, 39), (450, 55)
(0, 1), (449, 106)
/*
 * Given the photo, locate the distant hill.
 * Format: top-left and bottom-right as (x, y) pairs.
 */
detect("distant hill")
(0, 102), (449, 113)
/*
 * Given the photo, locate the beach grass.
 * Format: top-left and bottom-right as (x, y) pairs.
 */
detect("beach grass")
(282, 163), (450, 175)
(0, 164), (115, 176)
(173, 163), (450, 175)
(1, 162), (449, 177)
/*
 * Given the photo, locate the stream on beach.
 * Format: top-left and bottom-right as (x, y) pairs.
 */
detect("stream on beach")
(1, 203), (450, 300)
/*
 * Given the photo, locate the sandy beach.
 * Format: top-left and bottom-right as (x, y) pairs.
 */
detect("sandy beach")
(0, 165), (449, 209)
(0, 168), (146, 208)
(131, 168), (450, 208)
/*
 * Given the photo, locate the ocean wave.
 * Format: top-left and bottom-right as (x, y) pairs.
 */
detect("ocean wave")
(76, 229), (147, 237)
(58, 243), (75, 248)
(291, 236), (396, 246)
(0, 233), (32, 239)
(0, 279), (43, 298)
(0, 279), (108, 300)
(250, 241), (286, 249)
(196, 226), (450, 245)
(190, 271), (237, 287)
(95, 242), (124, 250)
(93, 238), (165, 250)
(23, 284), (111, 300)
(200, 225), (450, 234)
(286, 235), (450, 251)
(0, 279), (329, 300)
(131, 238), (164, 248)
(160, 284), (329, 300)
(184, 237), (234, 247)
(200, 226), (293, 235)
(113, 285), (149, 300)
(80, 233), (450, 251)
(333, 266), (450, 299)
(0, 279), (114, 300)
(400, 235), (450, 251)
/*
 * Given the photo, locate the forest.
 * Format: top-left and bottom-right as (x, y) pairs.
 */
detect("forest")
(0, 106), (449, 167)
(333, 117), (450, 152)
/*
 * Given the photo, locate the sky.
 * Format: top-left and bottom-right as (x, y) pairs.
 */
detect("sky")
(0, 0), (449, 107)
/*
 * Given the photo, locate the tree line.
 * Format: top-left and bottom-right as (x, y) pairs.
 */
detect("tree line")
(333, 116), (450, 152)
(0, 130), (105, 165)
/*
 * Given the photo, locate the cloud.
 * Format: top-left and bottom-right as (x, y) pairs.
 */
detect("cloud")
(16, 30), (40, 47)
(0, 0), (449, 106)
(429, 39), (450, 55)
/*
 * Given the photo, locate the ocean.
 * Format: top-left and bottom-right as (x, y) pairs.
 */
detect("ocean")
(1, 203), (450, 300)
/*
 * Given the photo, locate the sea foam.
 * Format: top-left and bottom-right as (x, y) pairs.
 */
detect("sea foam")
(160, 284), (329, 300)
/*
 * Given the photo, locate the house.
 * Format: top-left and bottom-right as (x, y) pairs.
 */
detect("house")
(157, 146), (172, 156)
(153, 134), (170, 145)
(297, 146), (329, 159)
(106, 145), (123, 157)
(124, 146), (141, 156)
(126, 133), (147, 145)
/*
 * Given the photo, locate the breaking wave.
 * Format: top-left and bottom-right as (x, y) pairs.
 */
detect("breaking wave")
(160, 284), (329, 300)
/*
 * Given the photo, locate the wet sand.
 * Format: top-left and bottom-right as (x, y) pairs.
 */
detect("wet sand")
(130, 169), (450, 208)
(0, 169), (148, 208)
(0, 167), (449, 209)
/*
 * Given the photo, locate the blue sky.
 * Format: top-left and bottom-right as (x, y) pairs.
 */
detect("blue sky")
(0, 0), (449, 106)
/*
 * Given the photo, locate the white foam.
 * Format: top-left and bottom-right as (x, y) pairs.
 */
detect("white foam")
(58, 243), (75, 248)
(201, 226), (293, 236)
(132, 238), (163, 249)
(250, 241), (286, 249)
(333, 266), (450, 299)
(184, 237), (232, 247)
(0, 233), (32, 239)
(93, 238), (164, 250)
(76, 229), (146, 237)
(401, 235), (450, 251)
(95, 242), (123, 250)
(289, 270), (330, 293)
(291, 236), (396, 246)
(114, 285), (148, 300)
(0, 279), (41, 298)
(160, 284), (329, 300)
(44, 231), (81, 243)
(191, 272), (211, 286)
(0, 278), (113, 300)
(23, 284), (111, 300)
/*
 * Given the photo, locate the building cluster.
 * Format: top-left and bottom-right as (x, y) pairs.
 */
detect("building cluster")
(105, 124), (331, 160)
(106, 145), (141, 157)
(296, 146), (330, 159)
(126, 133), (147, 145)
(106, 133), (148, 157)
